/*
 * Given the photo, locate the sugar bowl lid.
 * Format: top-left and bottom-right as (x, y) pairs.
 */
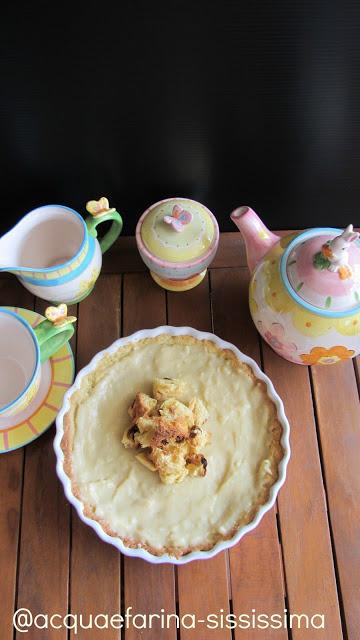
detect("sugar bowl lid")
(281, 226), (360, 316)
(136, 198), (219, 263)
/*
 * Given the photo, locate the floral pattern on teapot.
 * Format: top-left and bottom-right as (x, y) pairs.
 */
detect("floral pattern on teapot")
(249, 240), (359, 364)
(232, 208), (360, 365)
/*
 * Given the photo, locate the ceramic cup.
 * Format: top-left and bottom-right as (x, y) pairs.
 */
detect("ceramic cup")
(0, 198), (123, 304)
(0, 308), (75, 418)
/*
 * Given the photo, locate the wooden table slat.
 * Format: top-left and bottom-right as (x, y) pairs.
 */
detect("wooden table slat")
(167, 275), (231, 640)
(123, 272), (177, 640)
(16, 432), (70, 640)
(262, 343), (344, 640)
(311, 362), (360, 640)
(354, 357), (360, 394)
(0, 280), (33, 640)
(211, 269), (287, 640)
(69, 275), (122, 640)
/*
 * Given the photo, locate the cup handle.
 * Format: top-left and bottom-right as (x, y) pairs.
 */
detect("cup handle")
(86, 209), (123, 254)
(34, 319), (75, 364)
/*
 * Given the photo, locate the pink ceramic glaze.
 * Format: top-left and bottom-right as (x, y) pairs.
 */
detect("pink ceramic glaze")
(230, 206), (279, 272)
(295, 235), (357, 296)
(231, 208), (360, 366)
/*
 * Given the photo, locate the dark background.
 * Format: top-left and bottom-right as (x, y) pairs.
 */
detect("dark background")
(1, 0), (360, 237)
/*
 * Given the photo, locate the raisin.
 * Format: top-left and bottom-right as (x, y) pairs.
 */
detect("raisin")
(201, 457), (207, 469)
(176, 435), (185, 443)
(128, 425), (139, 440)
(189, 426), (199, 438)
(161, 439), (168, 445)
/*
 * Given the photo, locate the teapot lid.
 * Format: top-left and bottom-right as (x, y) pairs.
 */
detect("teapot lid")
(137, 198), (218, 263)
(281, 226), (360, 316)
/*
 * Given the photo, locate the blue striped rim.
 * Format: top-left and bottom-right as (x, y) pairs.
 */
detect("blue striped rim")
(19, 235), (96, 286)
(280, 227), (360, 318)
(0, 309), (40, 414)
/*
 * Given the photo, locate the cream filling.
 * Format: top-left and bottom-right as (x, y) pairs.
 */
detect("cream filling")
(71, 340), (278, 552)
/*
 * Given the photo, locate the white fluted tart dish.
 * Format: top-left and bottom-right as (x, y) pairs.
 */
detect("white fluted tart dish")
(54, 326), (290, 565)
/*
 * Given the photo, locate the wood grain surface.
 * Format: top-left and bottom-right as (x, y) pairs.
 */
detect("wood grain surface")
(0, 234), (358, 640)
(211, 269), (287, 640)
(70, 275), (122, 640)
(0, 279), (33, 640)
(123, 273), (177, 640)
(311, 362), (360, 640)
(262, 344), (343, 640)
(168, 276), (231, 640)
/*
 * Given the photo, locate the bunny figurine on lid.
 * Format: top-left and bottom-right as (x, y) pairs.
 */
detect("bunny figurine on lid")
(313, 225), (358, 279)
(231, 206), (360, 365)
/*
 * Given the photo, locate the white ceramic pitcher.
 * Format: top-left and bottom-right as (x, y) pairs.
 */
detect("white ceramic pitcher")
(0, 197), (122, 304)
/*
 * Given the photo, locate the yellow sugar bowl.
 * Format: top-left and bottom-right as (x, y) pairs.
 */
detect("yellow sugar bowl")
(136, 197), (219, 291)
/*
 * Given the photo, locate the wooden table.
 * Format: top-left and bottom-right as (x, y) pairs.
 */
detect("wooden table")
(1, 233), (359, 640)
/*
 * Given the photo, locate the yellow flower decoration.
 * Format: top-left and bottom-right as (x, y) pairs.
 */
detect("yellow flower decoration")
(253, 238), (360, 338)
(280, 232), (300, 249)
(292, 306), (335, 338)
(261, 249), (294, 315)
(45, 304), (77, 327)
(78, 268), (100, 297)
(291, 307), (360, 338)
(249, 276), (259, 316)
(86, 196), (115, 217)
(300, 345), (355, 365)
(334, 314), (360, 336)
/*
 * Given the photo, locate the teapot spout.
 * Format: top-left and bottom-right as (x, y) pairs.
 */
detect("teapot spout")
(230, 206), (280, 272)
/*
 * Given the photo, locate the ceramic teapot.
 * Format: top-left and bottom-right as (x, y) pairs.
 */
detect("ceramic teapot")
(231, 206), (360, 365)
(0, 197), (122, 304)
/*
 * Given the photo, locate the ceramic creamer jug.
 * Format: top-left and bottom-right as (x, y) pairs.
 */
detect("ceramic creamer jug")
(231, 206), (360, 365)
(0, 197), (122, 304)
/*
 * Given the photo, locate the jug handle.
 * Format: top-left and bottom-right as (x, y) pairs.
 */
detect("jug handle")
(86, 210), (123, 254)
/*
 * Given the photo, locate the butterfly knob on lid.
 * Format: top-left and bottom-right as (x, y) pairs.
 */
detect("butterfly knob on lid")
(136, 197), (219, 291)
(45, 304), (77, 327)
(86, 196), (116, 218)
(163, 205), (193, 232)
